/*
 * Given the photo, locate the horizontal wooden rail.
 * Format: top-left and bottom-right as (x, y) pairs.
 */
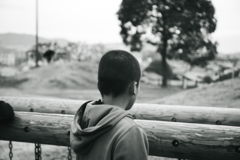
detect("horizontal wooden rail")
(1, 96), (240, 126)
(0, 112), (240, 160)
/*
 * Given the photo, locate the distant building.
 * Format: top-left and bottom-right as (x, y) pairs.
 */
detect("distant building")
(0, 52), (15, 65)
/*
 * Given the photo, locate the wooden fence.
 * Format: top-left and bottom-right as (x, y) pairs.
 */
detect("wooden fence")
(1, 96), (240, 160)
(181, 67), (240, 89)
(2, 96), (240, 126)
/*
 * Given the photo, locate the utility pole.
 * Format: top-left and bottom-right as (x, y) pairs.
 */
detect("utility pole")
(35, 0), (39, 67)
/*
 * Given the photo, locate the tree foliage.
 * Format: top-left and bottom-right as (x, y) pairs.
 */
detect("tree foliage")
(117, 0), (218, 86)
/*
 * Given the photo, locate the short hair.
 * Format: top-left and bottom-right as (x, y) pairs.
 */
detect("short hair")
(98, 50), (141, 97)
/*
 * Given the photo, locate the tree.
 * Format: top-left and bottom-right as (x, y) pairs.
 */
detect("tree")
(26, 42), (52, 65)
(43, 50), (55, 63)
(117, 0), (217, 86)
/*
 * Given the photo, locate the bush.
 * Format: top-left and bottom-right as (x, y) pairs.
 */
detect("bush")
(203, 76), (212, 84)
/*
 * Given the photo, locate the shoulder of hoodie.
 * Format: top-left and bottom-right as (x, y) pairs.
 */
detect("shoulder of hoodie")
(113, 116), (146, 142)
(118, 116), (140, 128)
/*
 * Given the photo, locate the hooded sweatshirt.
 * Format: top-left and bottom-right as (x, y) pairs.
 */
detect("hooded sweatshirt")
(70, 100), (149, 160)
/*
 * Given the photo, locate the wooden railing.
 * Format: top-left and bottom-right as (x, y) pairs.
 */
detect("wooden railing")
(1, 96), (240, 126)
(181, 67), (240, 89)
(1, 96), (240, 160)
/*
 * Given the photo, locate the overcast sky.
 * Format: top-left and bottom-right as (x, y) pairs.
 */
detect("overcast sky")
(0, 0), (240, 54)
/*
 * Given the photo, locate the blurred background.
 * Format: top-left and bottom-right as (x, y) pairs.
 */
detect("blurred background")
(0, 0), (240, 159)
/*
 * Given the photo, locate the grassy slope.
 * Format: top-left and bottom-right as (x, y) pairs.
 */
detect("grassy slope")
(151, 78), (240, 108)
(0, 61), (99, 91)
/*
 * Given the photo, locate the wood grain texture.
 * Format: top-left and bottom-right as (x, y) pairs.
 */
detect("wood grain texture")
(0, 112), (240, 160)
(141, 120), (240, 160)
(0, 96), (84, 115)
(1, 96), (240, 126)
(0, 112), (72, 146)
(130, 103), (240, 126)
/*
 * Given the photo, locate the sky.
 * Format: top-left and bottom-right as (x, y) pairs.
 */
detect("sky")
(0, 0), (240, 54)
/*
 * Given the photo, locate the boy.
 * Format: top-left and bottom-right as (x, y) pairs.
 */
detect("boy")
(70, 50), (149, 160)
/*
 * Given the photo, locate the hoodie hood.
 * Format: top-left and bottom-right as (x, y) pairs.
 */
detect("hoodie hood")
(70, 100), (132, 155)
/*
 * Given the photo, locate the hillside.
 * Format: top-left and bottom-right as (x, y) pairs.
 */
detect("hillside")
(217, 52), (240, 60)
(0, 33), (69, 49)
(151, 78), (240, 108)
(0, 61), (184, 102)
(0, 61), (99, 91)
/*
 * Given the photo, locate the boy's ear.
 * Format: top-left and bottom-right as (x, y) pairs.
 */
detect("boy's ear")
(129, 82), (137, 95)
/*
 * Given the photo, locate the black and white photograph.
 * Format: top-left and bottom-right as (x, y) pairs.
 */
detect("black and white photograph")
(0, 0), (240, 159)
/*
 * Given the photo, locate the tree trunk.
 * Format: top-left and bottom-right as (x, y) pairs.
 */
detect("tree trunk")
(161, 37), (168, 87)
(160, 12), (168, 87)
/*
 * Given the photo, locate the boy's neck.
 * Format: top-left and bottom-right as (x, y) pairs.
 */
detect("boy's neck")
(102, 94), (129, 110)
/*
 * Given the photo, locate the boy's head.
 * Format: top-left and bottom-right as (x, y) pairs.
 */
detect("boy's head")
(98, 50), (141, 101)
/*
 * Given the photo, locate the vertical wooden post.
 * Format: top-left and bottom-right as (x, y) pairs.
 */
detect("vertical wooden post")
(182, 76), (184, 88)
(195, 80), (198, 87)
(158, 78), (161, 86)
(219, 72), (222, 81)
(182, 76), (187, 89)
